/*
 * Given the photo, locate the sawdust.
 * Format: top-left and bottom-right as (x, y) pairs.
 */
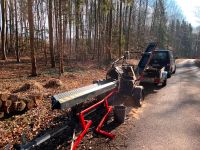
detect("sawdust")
(128, 102), (148, 120)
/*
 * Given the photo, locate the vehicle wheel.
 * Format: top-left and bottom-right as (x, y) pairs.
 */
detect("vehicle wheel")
(135, 89), (144, 107)
(162, 79), (167, 87)
(154, 83), (159, 86)
(172, 66), (176, 74)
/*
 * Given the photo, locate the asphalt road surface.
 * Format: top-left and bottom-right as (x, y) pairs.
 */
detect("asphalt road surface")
(126, 59), (200, 150)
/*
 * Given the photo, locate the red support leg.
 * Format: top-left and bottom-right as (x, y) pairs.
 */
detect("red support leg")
(71, 89), (118, 150)
(72, 120), (92, 150)
(96, 106), (115, 139)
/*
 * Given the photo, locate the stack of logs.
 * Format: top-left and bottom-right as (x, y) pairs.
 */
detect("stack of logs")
(0, 93), (43, 119)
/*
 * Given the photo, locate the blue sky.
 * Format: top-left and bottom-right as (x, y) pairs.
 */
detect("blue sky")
(176, 0), (200, 27)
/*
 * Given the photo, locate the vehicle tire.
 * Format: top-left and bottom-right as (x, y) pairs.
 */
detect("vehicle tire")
(154, 83), (159, 86)
(135, 89), (144, 107)
(162, 79), (167, 87)
(172, 66), (176, 74)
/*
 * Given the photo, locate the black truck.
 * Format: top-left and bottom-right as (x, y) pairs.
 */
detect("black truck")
(136, 43), (176, 86)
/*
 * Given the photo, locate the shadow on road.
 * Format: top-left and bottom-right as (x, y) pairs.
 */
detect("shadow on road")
(141, 83), (162, 97)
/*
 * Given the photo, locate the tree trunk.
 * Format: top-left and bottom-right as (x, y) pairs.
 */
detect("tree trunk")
(27, 0), (37, 76)
(59, 0), (64, 74)
(14, 0), (20, 62)
(48, 0), (55, 68)
(94, 0), (97, 59)
(118, 0), (122, 57)
(136, 0), (142, 50)
(75, 0), (80, 60)
(9, 0), (14, 54)
(126, 4), (133, 51)
(69, 0), (72, 58)
(1, 0), (7, 60)
(107, 0), (112, 61)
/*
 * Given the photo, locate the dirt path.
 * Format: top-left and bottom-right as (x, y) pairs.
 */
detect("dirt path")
(124, 59), (200, 150)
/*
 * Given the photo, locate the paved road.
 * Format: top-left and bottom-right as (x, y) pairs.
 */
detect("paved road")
(126, 59), (200, 150)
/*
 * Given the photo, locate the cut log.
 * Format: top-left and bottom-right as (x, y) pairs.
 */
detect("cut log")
(28, 93), (43, 107)
(3, 100), (12, 114)
(27, 100), (35, 110)
(9, 94), (18, 102)
(3, 100), (12, 107)
(0, 93), (9, 101)
(0, 100), (2, 108)
(0, 112), (4, 119)
(14, 100), (26, 112)
(3, 107), (11, 114)
(21, 97), (36, 110)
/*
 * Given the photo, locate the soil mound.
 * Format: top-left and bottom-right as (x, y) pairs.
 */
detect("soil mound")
(13, 81), (43, 93)
(44, 78), (64, 88)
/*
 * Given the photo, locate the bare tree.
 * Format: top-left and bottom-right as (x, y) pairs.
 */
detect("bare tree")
(119, 0), (123, 57)
(27, 0), (37, 76)
(48, 0), (55, 68)
(1, 0), (7, 60)
(14, 0), (20, 62)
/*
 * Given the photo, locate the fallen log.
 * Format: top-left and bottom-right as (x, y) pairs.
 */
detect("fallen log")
(0, 93), (9, 101)
(13, 100), (26, 112)
(3, 100), (12, 114)
(21, 97), (36, 110)
(27, 100), (35, 110)
(28, 93), (43, 107)
(9, 94), (18, 102)
(0, 100), (2, 108)
(0, 111), (4, 118)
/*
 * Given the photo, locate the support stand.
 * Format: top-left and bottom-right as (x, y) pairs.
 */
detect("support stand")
(72, 89), (118, 150)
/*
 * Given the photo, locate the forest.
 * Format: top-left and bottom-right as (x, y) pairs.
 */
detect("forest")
(0, 0), (199, 76)
(0, 0), (200, 149)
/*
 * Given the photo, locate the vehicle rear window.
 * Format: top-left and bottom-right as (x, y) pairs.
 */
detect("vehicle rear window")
(138, 51), (170, 68)
(150, 51), (169, 63)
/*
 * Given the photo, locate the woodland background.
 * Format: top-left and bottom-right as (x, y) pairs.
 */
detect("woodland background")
(0, 0), (200, 76)
(0, 0), (200, 149)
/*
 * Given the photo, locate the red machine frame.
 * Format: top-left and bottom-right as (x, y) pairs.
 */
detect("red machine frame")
(72, 88), (118, 150)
